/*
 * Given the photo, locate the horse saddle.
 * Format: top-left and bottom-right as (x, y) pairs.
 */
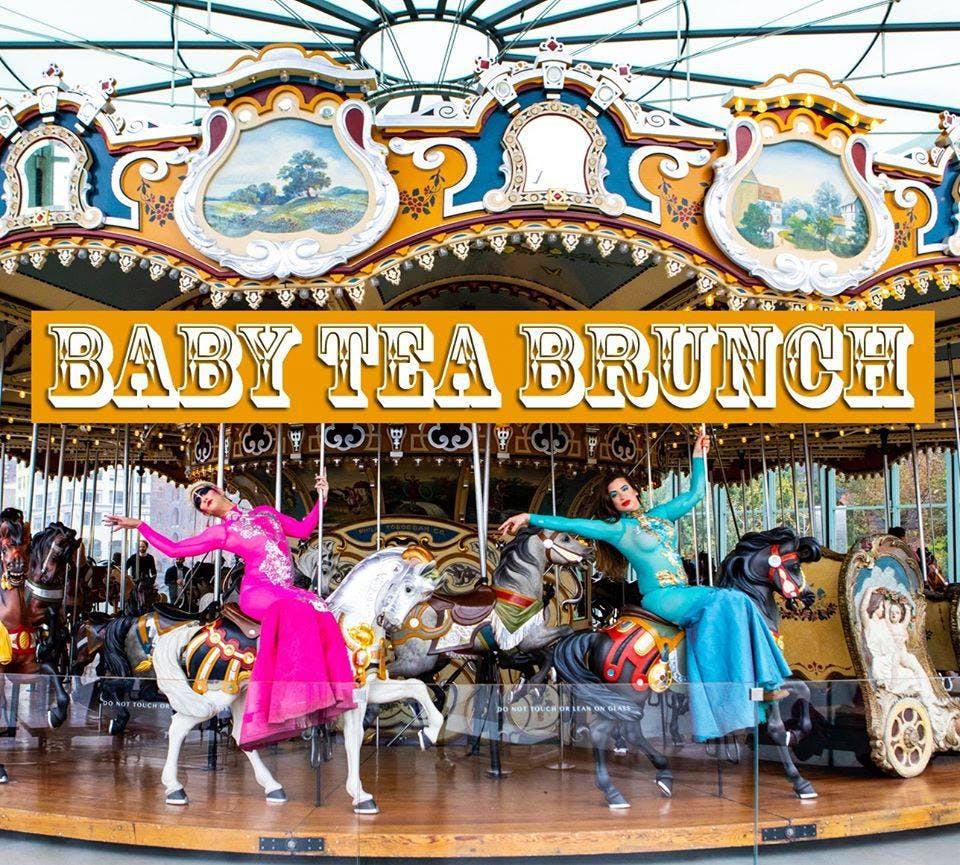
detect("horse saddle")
(183, 604), (259, 696)
(222, 602), (260, 639)
(429, 584), (496, 626)
(152, 602), (199, 625)
(620, 604), (678, 631)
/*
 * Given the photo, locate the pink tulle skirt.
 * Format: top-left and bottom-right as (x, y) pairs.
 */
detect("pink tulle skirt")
(239, 597), (356, 751)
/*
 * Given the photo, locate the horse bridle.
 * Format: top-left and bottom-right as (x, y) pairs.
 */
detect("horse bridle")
(537, 530), (588, 565)
(25, 579), (64, 602)
(767, 545), (805, 597)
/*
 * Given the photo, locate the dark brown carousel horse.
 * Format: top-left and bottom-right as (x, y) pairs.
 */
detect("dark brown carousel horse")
(552, 526), (820, 808)
(0, 509), (80, 783)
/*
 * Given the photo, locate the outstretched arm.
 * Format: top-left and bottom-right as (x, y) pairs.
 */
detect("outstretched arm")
(137, 522), (227, 558)
(648, 457), (706, 522)
(527, 513), (622, 544)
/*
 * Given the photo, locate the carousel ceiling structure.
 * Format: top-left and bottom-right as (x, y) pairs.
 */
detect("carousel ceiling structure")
(0, 2), (959, 479)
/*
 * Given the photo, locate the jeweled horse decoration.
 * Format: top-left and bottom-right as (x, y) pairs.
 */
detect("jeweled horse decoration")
(552, 526), (820, 808)
(0, 510), (80, 783)
(390, 527), (593, 677)
(149, 546), (442, 812)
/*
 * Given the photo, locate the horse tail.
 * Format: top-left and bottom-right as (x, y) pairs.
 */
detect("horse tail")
(102, 615), (136, 680)
(152, 625), (217, 720)
(553, 631), (647, 723)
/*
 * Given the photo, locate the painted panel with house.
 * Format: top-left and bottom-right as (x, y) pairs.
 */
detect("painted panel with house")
(732, 140), (868, 258)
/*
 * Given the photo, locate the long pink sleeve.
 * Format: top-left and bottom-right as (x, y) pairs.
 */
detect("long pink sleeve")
(138, 521), (227, 558)
(274, 499), (321, 539)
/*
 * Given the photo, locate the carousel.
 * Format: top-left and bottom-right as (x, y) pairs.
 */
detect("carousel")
(0, 2), (960, 858)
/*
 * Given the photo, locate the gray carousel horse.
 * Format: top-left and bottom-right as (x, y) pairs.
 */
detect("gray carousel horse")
(151, 545), (442, 812)
(388, 526), (594, 679)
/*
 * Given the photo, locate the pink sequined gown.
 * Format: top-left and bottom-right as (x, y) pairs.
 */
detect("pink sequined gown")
(138, 502), (356, 750)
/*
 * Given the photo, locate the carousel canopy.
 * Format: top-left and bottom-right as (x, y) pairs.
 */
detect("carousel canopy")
(1, 4), (960, 473)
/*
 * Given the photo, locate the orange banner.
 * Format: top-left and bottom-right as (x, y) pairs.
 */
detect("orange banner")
(31, 310), (934, 424)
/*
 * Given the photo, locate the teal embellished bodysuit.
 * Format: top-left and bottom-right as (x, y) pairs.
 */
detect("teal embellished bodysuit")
(528, 459), (713, 625)
(528, 459), (792, 740)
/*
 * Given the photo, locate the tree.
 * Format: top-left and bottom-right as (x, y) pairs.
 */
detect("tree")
(738, 202), (772, 247)
(813, 214), (835, 247)
(813, 181), (841, 219)
(256, 182), (279, 205)
(277, 150), (330, 201)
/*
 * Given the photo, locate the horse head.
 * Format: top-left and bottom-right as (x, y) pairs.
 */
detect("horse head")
(719, 526), (820, 625)
(28, 521), (80, 596)
(0, 507), (29, 586)
(328, 544), (439, 632)
(495, 526), (593, 600)
(376, 546), (439, 631)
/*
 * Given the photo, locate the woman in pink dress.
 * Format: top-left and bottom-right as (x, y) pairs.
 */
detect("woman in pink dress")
(105, 475), (355, 750)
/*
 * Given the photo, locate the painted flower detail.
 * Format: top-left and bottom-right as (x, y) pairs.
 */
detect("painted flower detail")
(659, 180), (709, 229)
(893, 209), (916, 252)
(138, 178), (179, 227)
(393, 169), (444, 220)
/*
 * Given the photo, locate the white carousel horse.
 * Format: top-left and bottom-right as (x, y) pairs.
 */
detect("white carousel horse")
(151, 546), (441, 810)
(326, 546), (447, 814)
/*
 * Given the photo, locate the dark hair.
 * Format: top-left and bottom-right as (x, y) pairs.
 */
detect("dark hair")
(592, 471), (643, 581)
(888, 526), (906, 539)
(192, 485), (216, 511)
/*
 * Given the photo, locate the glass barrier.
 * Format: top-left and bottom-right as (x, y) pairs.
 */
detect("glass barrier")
(4, 667), (959, 863)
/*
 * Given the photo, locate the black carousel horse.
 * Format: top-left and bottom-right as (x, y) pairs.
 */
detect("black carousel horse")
(552, 526), (820, 809)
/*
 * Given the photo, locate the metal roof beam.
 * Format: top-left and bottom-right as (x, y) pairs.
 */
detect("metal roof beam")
(115, 77), (194, 96)
(498, 0), (639, 35)
(290, 0), (374, 29)
(144, 0), (359, 41)
(502, 54), (960, 116)
(510, 21), (960, 47)
(484, 0), (554, 27)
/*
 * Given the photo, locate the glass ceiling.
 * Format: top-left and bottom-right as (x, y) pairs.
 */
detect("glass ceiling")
(0, 0), (957, 150)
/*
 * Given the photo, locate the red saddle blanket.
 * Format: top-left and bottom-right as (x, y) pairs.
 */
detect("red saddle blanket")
(600, 612), (684, 693)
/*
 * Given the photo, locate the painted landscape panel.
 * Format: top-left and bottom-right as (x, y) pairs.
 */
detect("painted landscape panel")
(732, 140), (868, 259)
(203, 119), (368, 237)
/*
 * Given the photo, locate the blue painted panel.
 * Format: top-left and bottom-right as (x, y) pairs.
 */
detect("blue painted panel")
(453, 89), (653, 215)
(926, 160), (959, 247)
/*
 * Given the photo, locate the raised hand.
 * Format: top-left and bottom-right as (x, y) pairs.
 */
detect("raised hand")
(497, 513), (530, 539)
(103, 514), (141, 532)
(315, 472), (329, 505)
(693, 430), (711, 457)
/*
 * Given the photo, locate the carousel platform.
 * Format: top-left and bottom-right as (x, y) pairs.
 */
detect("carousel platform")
(3, 730), (960, 858)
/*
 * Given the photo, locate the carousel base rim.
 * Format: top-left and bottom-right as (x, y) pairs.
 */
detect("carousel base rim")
(4, 743), (960, 858)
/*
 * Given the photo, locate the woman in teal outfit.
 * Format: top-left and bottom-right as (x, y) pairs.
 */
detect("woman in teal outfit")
(497, 432), (792, 741)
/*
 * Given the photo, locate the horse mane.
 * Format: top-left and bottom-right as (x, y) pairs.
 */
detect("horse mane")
(326, 546), (403, 607)
(29, 521), (77, 583)
(0, 507), (25, 546)
(494, 526), (542, 587)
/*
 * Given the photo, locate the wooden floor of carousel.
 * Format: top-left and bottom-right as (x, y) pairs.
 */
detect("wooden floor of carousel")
(4, 691), (960, 858)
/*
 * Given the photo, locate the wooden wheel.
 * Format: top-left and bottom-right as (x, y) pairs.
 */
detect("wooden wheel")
(881, 697), (933, 778)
